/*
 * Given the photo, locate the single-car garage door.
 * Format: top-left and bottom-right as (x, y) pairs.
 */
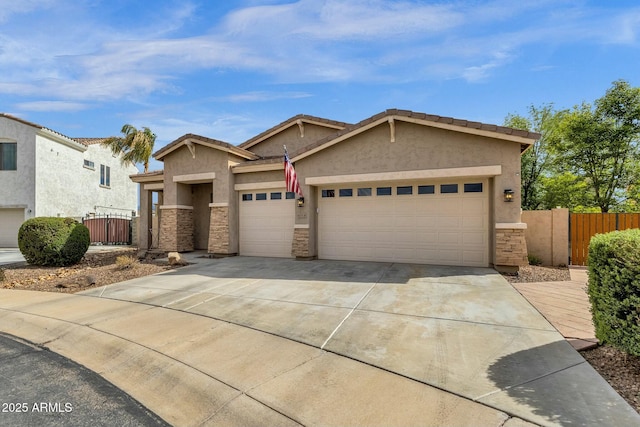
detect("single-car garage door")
(239, 190), (295, 257)
(0, 208), (25, 247)
(318, 180), (489, 266)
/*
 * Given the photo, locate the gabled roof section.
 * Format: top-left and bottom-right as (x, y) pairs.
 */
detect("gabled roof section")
(238, 114), (349, 151)
(154, 133), (258, 161)
(0, 113), (42, 129)
(1, 113), (87, 151)
(291, 109), (541, 162)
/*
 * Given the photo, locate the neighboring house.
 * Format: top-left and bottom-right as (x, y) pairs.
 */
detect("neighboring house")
(0, 114), (138, 247)
(132, 109), (539, 270)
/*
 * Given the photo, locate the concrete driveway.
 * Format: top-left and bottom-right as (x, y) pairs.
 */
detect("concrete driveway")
(1, 256), (638, 426)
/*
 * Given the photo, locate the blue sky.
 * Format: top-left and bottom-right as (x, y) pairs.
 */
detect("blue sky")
(1, 0), (639, 172)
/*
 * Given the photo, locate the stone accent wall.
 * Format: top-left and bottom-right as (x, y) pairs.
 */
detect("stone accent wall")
(159, 208), (194, 252)
(292, 227), (311, 258)
(208, 206), (232, 255)
(131, 217), (138, 247)
(495, 227), (528, 268)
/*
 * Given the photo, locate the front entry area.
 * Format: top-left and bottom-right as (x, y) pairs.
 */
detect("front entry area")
(239, 189), (295, 257)
(318, 179), (489, 267)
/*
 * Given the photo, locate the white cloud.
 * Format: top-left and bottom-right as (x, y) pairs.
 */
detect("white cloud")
(0, 0), (639, 105)
(15, 100), (89, 112)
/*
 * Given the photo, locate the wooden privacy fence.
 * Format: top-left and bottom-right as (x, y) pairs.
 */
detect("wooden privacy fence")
(570, 213), (640, 265)
(83, 214), (132, 245)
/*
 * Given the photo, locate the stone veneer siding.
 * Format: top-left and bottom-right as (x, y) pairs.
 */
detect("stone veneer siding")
(159, 208), (194, 252)
(495, 227), (528, 267)
(292, 227), (310, 258)
(208, 206), (232, 255)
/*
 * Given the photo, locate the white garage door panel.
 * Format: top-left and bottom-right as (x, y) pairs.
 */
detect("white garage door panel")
(239, 191), (294, 258)
(318, 180), (488, 267)
(0, 209), (24, 247)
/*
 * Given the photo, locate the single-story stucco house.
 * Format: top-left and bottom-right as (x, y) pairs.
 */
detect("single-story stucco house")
(132, 109), (539, 271)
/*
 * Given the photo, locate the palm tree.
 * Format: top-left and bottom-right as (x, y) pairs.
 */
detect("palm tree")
(101, 124), (156, 173)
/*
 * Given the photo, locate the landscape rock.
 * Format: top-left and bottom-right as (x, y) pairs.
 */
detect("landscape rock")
(168, 252), (189, 266)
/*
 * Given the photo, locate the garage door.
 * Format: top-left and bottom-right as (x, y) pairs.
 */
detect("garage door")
(318, 180), (489, 266)
(0, 208), (25, 247)
(239, 190), (295, 257)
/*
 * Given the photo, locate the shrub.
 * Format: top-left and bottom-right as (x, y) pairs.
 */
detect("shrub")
(115, 255), (139, 270)
(18, 217), (90, 266)
(587, 229), (640, 356)
(0, 268), (4, 283)
(527, 254), (543, 266)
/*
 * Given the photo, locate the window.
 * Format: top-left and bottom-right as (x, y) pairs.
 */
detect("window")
(242, 194), (252, 201)
(357, 187), (372, 197)
(441, 184), (458, 194)
(376, 187), (392, 196)
(322, 189), (335, 198)
(339, 188), (353, 197)
(271, 192), (282, 200)
(464, 183), (483, 193)
(397, 186), (413, 195)
(418, 185), (435, 195)
(100, 164), (110, 187)
(83, 159), (95, 169)
(285, 192), (296, 199)
(256, 193), (267, 200)
(0, 143), (17, 170)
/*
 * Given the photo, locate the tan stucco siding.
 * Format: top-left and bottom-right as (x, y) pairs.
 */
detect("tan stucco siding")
(162, 145), (232, 205)
(296, 121), (522, 223)
(249, 123), (340, 158)
(233, 170), (284, 186)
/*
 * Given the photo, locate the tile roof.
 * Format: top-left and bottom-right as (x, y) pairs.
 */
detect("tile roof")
(289, 109), (540, 159)
(74, 137), (113, 146)
(238, 114), (350, 149)
(153, 133), (257, 160)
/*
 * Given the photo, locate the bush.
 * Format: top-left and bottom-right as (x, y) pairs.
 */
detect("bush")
(587, 229), (640, 356)
(0, 268), (4, 283)
(115, 255), (139, 270)
(528, 254), (543, 266)
(18, 217), (90, 266)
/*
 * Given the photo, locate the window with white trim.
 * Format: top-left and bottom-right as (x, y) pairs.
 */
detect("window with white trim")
(100, 164), (110, 187)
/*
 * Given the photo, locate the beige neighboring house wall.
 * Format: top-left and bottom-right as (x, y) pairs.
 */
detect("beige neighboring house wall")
(132, 109), (539, 269)
(522, 208), (569, 266)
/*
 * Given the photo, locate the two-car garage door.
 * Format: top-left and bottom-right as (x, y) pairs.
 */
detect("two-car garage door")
(318, 180), (489, 267)
(0, 208), (24, 247)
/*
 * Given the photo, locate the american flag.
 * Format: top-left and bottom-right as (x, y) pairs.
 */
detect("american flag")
(284, 147), (303, 197)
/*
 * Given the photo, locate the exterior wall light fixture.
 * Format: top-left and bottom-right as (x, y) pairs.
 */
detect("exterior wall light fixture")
(297, 197), (305, 207)
(504, 189), (514, 202)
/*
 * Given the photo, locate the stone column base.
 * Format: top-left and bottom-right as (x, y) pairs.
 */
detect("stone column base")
(292, 227), (312, 259)
(208, 205), (235, 256)
(495, 223), (528, 271)
(159, 207), (194, 252)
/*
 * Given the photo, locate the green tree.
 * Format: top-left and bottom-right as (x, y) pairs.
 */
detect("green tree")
(539, 172), (593, 211)
(504, 104), (564, 210)
(102, 124), (156, 173)
(553, 80), (640, 212)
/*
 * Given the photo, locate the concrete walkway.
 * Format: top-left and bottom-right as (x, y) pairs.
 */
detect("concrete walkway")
(0, 257), (637, 426)
(512, 267), (597, 351)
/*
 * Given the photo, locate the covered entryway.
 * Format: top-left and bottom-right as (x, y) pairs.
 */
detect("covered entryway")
(0, 208), (24, 247)
(239, 189), (295, 257)
(318, 179), (489, 266)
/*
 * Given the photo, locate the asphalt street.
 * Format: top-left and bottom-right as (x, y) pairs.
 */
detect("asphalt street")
(0, 332), (169, 427)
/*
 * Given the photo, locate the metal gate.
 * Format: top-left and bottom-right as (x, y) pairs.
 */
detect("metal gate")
(570, 213), (640, 265)
(83, 214), (132, 245)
